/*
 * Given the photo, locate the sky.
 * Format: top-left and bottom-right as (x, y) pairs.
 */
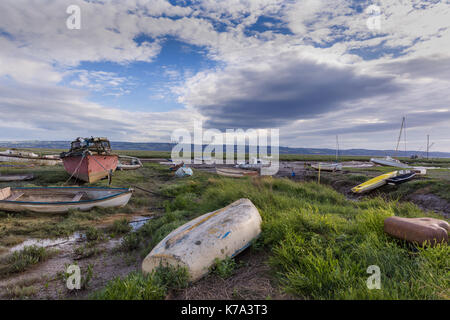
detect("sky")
(0, 0), (449, 152)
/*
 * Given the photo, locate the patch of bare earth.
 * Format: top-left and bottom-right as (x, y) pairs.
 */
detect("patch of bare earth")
(0, 236), (142, 300)
(406, 188), (450, 219)
(169, 249), (294, 300)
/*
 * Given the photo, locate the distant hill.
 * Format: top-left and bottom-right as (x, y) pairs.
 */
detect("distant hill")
(0, 140), (449, 158)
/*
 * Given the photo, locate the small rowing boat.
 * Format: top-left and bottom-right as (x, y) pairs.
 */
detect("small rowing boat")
(386, 170), (416, 185)
(216, 168), (259, 177)
(117, 156), (143, 170)
(0, 186), (132, 213)
(142, 198), (262, 282)
(351, 171), (398, 193)
(311, 162), (343, 172)
(0, 173), (34, 182)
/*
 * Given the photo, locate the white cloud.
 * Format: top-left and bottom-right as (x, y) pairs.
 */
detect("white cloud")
(0, 0), (449, 151)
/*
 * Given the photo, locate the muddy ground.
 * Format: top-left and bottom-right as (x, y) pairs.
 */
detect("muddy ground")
(0, 160), (449, 300)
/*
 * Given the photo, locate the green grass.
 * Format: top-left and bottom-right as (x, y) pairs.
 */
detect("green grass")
(210, 257), (240, 279)
(0, 245), (54, 276)
(91, 265), (189, 300)
(94, 172), (449, 299)
(1, 151), (448, 300)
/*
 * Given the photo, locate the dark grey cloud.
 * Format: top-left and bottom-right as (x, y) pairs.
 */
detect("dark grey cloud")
(195, 57), (404, 129)
(298, 110), (450, 136)
(379, 55), (450, 80)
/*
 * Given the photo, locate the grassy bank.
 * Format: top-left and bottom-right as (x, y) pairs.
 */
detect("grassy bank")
(93, 173), (449, 300)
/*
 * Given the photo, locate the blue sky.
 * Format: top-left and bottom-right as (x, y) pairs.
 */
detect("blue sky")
(0, 0), (449, 151)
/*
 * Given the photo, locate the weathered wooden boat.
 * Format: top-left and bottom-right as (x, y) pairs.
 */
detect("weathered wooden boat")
(0, 149), (61, 166)
(311, 162), (342, 171)
(384, 216), (448, 246)
(142, 198), (262, 282)
(117, 156), (143, 170)
(60, 137), (118, 183)
(216, 168), (259, 178)
(370, 156), (410, 169)
(386, 170), (416, 185)
(351, 171), (398, 193)
(0, 173), (34, 182)
(0, 186), (132, 213)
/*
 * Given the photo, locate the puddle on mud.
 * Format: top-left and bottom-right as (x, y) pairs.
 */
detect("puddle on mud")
(129, 216), (153, 231)
(6, 216), (154, 254)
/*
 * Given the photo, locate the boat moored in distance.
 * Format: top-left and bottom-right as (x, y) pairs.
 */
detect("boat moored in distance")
(117, 156), (143, 170)
(351, 171), (398, 193)
(311, 162), (343, 172)
(60, 137), (119, 183)
(216, 167), (259, 178)
(0, 186), (132, 213)
(370, 156), (410, 169)
(0, 149), (61, 166)
(386, 170), (416, 185)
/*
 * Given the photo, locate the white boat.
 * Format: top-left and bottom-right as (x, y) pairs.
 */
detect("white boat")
(370, 156), (410, 169)
(311, 162), (343, 171)
(236, 157), (270, 169)
(117, 156), (143, 170)
(142, 198), (262, 282)
(0, 173), (34, 182)
(0, 186), (132, 213)
(216, 167), (259, 177)
(0, 149), (61, 166)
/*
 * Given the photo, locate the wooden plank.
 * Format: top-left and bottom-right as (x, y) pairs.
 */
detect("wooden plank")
(71, 192), (84, 202)
(9, 192), (24, 201)
(0, 187), (11, 200)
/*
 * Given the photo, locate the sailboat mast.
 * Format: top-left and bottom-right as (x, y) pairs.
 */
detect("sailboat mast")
(395, 117), (405, 157)
(336, 135), (340, 162)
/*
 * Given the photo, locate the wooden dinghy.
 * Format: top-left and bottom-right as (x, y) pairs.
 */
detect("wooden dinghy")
(0, 186), (132, 213)
(142, 198), (262, 282)
(351, 171), (398, 193)
(310, 162), (342, 171)
(0, 173), (34, 182)
(216, 168), (259, 178)
(386, 170), (416, 185)
(117, 156), (143, 170)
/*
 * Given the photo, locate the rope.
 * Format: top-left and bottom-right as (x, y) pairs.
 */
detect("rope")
(63, 152), (86, 186)
(90, 153), (113, 185)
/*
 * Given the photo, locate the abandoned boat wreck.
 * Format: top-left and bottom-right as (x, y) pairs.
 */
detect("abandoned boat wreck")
(60, 137), (119, 183)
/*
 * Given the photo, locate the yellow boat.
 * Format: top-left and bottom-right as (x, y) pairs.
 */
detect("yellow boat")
(351, 171), (398, 193)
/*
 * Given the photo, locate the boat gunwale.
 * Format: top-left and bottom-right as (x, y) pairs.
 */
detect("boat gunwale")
(0, 186), (132, 205)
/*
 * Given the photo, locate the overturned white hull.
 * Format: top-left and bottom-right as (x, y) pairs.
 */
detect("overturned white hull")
(142, 198), (262, 282)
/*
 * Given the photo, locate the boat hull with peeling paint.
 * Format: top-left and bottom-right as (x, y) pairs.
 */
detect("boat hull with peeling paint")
(62, 154), (118, 183)
(142, 198), (262, 282)
(0, 186), (132, 213)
